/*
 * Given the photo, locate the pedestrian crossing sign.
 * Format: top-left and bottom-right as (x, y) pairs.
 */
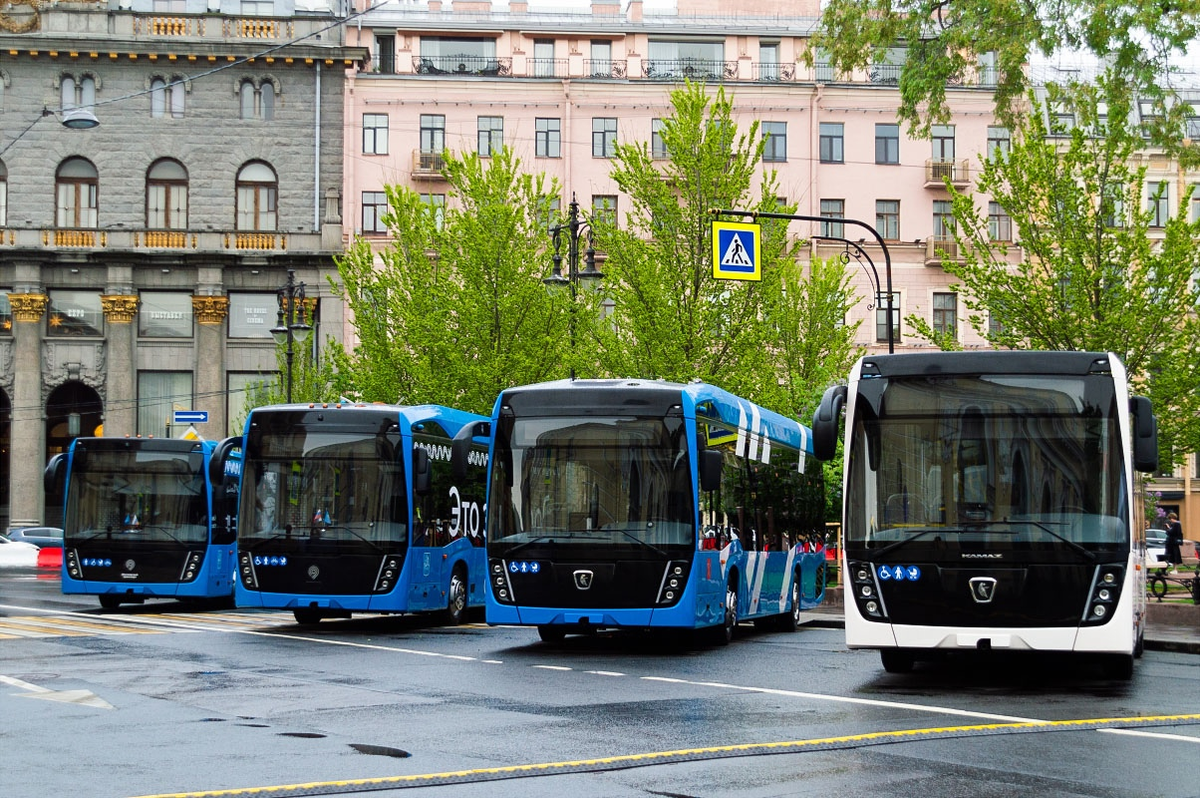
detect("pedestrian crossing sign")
(711, 220), (761, 281)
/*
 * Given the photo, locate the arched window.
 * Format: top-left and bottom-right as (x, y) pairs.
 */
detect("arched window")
(236, 161), (277, 231)
(260, 81), (275, 121)
(150, 78), (184, 118)
(56, 157), (98, 228)
(146, 158), (188, 229)
(150, 77), (166, 117)
(239, 80), (256, 120)
(61, 75), (96, 113)
(238, 78), (276, 121)
(0, 160), (7, 227)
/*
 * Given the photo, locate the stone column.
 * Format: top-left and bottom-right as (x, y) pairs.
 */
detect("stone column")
(193, 295), (229, 438)
(100, 295), (139, 438)
(8, 293), (48, 526)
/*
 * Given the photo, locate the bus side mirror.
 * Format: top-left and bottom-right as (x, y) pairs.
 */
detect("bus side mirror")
(812, 385), (847, 462)
(451, 420), (490, 481)
(1131, 395), (1158, 473)
(699, 449), (722, 493)
(209, 436), (242, 488)
(412, 446), (431, 495)
(44, 453), (66, 497)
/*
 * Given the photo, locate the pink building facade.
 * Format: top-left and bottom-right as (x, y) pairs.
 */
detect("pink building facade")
(340, 0), (1019, 354)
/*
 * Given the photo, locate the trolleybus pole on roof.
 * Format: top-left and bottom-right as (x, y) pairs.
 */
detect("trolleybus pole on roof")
(710, 209), (894, 354)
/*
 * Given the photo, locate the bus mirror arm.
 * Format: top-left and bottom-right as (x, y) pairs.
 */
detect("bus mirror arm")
(1130, 395), (1158, 473)
(812, 385), (847, 462)
(451, 421), (491, 482)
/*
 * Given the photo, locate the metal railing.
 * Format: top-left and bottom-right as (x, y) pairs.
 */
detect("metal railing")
(413, 55), (511, 76)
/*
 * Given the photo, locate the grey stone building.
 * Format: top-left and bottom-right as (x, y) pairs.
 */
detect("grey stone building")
(0, 0), (365, 528)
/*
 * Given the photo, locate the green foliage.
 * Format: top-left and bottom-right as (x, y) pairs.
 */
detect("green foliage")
(927, 77), (1200, 464)
(239, 334), (349, 418)
(329, 148), (567, 415)
(809, 0), (1200, 161)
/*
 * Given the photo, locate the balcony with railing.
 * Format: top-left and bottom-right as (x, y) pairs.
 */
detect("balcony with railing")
(753, 62), (797, 82)
(527, 58), (569, 78)
(0, 227), (318, 255)
(924, 159), (971, 187)
(412, 149), (448, 179)
(642, 58), (737, 82)
(925, 236), (964, 265)
(413, 55), (511, 76)
(583, 59), (628, 79)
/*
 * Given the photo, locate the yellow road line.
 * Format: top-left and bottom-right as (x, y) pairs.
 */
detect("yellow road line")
(129, 713), (1200, 798)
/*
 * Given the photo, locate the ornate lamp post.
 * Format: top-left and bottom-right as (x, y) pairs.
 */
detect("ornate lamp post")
(270, 269), (312, 403)
(544, 195), (604, 379)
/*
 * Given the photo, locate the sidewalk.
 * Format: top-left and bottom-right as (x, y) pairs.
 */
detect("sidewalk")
(803, 586), (1200, 655)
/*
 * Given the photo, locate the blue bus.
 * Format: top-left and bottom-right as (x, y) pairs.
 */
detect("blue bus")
(45, 435), (243, 609)
(453, 379), (828, 644)
(235, 403), (489, 625)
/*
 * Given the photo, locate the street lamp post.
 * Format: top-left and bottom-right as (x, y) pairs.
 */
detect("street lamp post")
(270, 269), (312, 403)
(545, 195), (604, 379)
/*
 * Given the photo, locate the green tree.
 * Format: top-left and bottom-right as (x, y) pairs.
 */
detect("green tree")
(585, 81), (798, 401)
(809, 0), (1199, 156)
(241, 337), (348, 411)
(925, 78), (1200, 463)
(329, 148), (566, 415)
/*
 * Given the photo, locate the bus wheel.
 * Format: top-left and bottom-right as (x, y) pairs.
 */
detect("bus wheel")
(1101, 653), (1134, 680)
(781, 575), (802, 632)
(537, 625), (566, 643)
(293, 608), (323, 626)
(443, 568), (468, 626)
(880, 648), (915, 674)
(718, 582), (738, 645)
(98, 595), (121, 610)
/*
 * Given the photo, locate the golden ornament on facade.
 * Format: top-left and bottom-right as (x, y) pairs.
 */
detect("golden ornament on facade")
(7, 293), (49, 322)
(101, 295), (140, 323)
(192, 295), (230, 325)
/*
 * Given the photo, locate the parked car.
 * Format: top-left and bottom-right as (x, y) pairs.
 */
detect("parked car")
(5, 526), (64, 548)
(0, 535), (40, 567)
(1145, 529), (1167, 568)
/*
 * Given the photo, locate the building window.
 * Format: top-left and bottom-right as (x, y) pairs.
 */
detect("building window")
(876, 200), (899, 241)
(933, 199), (954, 239)
(589, 40), (613, 77)
(931, 124), (955, 161)
(1191, 185), (1200, 224)
(419, 193), (445, 229)
(0, 293), (11, 336)
(138, 371), (193, 438)
(363, 114), (389, 155)
(532, 39), (556, 77)
(535, 117), (561, 158)
(150, 77), (184, 118)
(762, 121), (787, 162)
(153, 0), (186, 10)
(876, 292), (900, 344)
(235, 161), (277, 231)
(420, 114), (445, 154)
(362, 190), (388, 234)
(478, 115), (503, 157)
(138, 292), (193, 338)
(593, 117), (617, 158)
(820, 199), (844, 238)
(239, 79), (275, 121)
(651, 118), (669, 160)
(47, 289), (104, 338)
(56, 157), (98, 228)
(978, 51), (999, 86)
(759, 41), (780, 80)
(227, 372), (269, 437)
(60, 75), (96, 116)
(374, 34), (395, 74)
(228, 292), (278, 338)
(0, 161), (7, 228)
(988, 201), (1012, 241)
(1147, 181), (1169, 227)
(592, 194), (617, 225)
(875, 123), (899, 164)
(819, 122), (843, 163)
(146, 158), (188, 230)
(933, 292), (957, 337)
(987, 125), (1010, 160)
(1103, 182), (1126, 228)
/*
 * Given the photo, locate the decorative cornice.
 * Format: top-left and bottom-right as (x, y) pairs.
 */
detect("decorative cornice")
(100, 294), (140, 323)
(192, 294), (230, 325)
(8, 293), (48, 322)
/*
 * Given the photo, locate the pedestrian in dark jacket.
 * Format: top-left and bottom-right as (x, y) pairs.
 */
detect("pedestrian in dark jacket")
(1164, 512), (1184, 573)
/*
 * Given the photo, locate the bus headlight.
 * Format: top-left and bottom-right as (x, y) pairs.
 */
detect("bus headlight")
(373, 554), (404, 593)
(657, 561), (689, 605)
(1082, 565), (1123, 626)
(490, 558), (515, 604)
(848, 560), (887, 621)
(238, 551), (258, 590)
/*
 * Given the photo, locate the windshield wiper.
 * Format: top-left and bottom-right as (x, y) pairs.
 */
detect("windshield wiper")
(308, 525), (385, 552)
(963, 519), (1097, 562)
(502, 533), (605, 558)
(610, 527), (668, 558)
(871, 527), (946, 559)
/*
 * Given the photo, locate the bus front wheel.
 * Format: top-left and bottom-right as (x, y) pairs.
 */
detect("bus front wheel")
(880, 648), (915, 674)
(443, 568), (468, 626)
(293, 608), (323, 626)
(98, 595), (121, 610)
(537, 625), (566, 643)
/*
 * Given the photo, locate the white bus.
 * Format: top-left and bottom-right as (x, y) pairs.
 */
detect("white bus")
(812, 351), (1158, 678)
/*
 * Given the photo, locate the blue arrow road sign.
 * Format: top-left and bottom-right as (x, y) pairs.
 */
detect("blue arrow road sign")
(173, 410), (209, 424)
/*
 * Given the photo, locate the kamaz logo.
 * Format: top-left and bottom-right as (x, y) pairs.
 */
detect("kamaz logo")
(962, 553), (1004, 559)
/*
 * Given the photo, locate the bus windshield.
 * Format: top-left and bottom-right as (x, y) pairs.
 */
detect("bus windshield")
(846, 373), (1129, 557)
(239, 429), (407, 549)
(489, 415), (694, 552)
(65, 449), (208, 545)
